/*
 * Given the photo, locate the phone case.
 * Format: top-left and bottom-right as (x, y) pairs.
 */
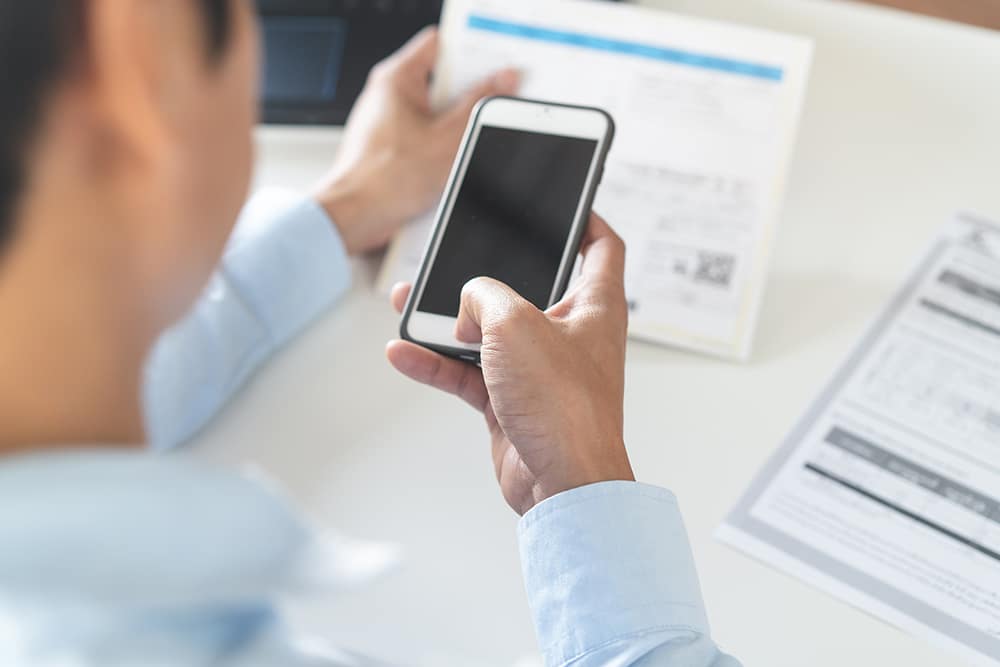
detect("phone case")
(399, 96), (616, 365)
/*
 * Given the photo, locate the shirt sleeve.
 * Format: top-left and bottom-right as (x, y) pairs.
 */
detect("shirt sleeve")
(518, 481), (741, 667)
(143, 189), (352, 451)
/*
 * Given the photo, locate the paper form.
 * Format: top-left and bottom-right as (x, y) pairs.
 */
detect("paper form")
(377, 0), (812, 359)
(719, 213), (1000, 666)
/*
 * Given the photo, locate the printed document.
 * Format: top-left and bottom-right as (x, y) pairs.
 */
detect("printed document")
(719, 213), (1000, 666)
(377, 0), (812, 359)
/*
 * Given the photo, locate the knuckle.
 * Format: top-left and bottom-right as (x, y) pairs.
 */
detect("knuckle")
(465, 275), (492, 290)
(461, 276), (491, 301)
(488, 299), (532, 337)
(610, 229), (626, 255)
(501, 299), (540, 333)
(367, 61), (393, 85)
(507, 298), (537, 322)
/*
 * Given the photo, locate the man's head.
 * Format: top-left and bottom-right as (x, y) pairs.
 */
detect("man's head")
(0, 0), (258, 324)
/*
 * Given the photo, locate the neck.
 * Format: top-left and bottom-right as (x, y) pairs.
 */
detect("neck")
(0, 203), (153, 454)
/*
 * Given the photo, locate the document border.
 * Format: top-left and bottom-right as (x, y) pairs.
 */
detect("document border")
(719, 214), (1000, 666)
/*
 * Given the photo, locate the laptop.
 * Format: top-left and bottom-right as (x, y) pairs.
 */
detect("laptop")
(258, 0), (444, 126)
(258, 0), (623, 127)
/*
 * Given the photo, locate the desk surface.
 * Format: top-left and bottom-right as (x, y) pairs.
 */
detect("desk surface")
(194, 1), (1000, 665)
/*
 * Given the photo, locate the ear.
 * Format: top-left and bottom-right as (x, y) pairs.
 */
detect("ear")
(84, 0), (174, 170)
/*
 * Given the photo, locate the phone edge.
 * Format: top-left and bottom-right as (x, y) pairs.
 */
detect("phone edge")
(399, 96), (616, 366)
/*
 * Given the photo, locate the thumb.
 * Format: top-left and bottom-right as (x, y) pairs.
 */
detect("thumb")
(455, 277), (539, 344)
(439, 69), (521, 130)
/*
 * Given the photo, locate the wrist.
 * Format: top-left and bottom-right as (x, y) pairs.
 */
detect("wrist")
(535, 440), (635, 508)
(314, 178), (369, 256)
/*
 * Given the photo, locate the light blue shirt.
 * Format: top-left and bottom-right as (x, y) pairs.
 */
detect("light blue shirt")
(0, 191), (740, 666)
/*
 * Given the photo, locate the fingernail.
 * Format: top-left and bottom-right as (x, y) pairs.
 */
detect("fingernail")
(494, 69), (521, 93)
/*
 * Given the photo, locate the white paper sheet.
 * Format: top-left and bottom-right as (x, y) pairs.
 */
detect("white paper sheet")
(719, 213), (1000, 666)
(376, 0), (812, 359)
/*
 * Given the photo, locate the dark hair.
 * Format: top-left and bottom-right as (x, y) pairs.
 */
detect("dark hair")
(0, 0), (232, 249)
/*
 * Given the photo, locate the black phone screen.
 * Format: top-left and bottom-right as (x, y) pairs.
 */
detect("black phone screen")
(417, 126), (598, 317)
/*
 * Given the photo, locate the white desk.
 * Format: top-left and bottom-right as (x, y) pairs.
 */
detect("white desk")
(193, 1), (1000, 665)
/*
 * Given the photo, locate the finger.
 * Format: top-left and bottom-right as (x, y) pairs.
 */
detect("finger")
(390, 282), (412, 314)
(455, 276), (538, 344)
(386, 340), (489, 412)
(387, 26), (439, 79)
(438, 68), (521, 130)
(578, 212), (626, 292)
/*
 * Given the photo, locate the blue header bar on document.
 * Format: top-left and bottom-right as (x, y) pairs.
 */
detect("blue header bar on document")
(467, 14), (784, 82)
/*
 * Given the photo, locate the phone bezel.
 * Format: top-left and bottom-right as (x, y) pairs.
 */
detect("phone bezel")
(400, 96), (615, 364)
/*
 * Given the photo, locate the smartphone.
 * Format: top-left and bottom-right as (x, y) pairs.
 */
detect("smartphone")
(400, 96), (615, 363)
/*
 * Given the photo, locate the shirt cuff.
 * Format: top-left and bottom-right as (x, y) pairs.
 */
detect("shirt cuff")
(224, 188), (352, 346)
(518, 481), (711, 666)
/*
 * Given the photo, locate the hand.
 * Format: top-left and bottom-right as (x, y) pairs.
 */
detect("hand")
(386, 214), (635, 516)
(314, 27), (519, 255)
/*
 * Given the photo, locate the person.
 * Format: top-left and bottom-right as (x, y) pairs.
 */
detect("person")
(0, 2), (739, 665)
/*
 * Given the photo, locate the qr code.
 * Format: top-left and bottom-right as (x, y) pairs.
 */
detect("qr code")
(694, 251), (736, 288)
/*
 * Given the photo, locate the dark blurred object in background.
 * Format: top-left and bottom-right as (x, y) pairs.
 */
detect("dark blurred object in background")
(257, 0), (623, 126)
(258, 0), (444, 126)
